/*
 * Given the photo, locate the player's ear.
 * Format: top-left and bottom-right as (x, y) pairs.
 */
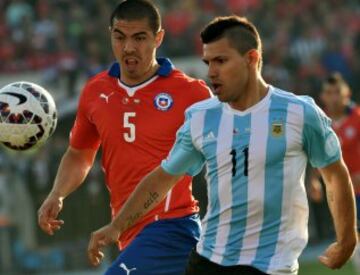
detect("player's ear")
(246, 49), (260, 69)
(155, 29), (165, 48)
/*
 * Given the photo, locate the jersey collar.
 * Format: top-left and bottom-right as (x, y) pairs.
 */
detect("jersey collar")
(107, 57), (174, 78)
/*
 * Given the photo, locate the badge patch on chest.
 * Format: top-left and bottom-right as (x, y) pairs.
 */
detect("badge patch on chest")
(154, 93), (173, 111)
(271, 122), (284, 137)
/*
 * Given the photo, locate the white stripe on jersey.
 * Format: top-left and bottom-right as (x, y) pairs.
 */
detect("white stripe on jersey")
(238, 101), (270, 263)
(268, 103), (308, 272)
(210, 107), (234, 264)
(164, 190), (172, 212)
(192, 110), (210, 256)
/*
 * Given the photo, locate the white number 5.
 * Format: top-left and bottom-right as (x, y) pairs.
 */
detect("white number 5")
(123, 112), (136, 142)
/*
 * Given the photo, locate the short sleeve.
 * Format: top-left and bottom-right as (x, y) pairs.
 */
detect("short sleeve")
(161, 117), (205, 176)
(69, 85), (101, 150)
(302, 97), (341, 168)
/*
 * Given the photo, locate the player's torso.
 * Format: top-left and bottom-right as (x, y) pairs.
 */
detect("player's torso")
(193, 91), (306, 207)
(86, 75), (196, 206)
(194, 88), (308, 273)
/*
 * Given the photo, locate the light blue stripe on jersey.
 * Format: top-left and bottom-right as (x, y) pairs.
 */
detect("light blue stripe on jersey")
(253, 96), (288, 270)
(221, 114), (251, 265)
(201, 107), (223, 260)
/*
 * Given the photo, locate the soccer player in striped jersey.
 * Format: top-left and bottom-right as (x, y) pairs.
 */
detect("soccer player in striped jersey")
(88, 16), (357, 275)
(37, 1), (210, 274)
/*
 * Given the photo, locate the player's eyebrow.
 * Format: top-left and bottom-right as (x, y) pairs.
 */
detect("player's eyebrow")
(112, 29), (148, 37)
(202, 58), (209, 65)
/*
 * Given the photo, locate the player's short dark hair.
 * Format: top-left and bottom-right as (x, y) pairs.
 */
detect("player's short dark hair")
(324, 72), (350, 92)
(110, 0), (161, 34)
(201, 16), (262, 68)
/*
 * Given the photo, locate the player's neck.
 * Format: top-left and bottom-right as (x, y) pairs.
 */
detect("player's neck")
(230, 77), (268, 111)
(120, 60), (160, 87)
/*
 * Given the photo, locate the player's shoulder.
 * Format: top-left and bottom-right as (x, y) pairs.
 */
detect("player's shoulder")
(84, 70), (111, 89)
(271, 86), (311, 105)
(163, 69), (211, 102)
(185, 97), (221, 117)
(271, 86), (321, 113)
(80, 69), (115, 100)
(168, 69), (209, 90)
(89, 70), (109, 81)
(270, 86), (328, 128)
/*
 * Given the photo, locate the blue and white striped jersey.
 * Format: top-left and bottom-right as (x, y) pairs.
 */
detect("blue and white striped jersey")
(161, 86), (341, 275)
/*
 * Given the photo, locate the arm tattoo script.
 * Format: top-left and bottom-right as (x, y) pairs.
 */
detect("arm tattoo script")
(144, 191), (160, 209)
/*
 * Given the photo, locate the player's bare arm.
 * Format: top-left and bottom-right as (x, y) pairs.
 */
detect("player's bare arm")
(38, 146), (97, 235)
(351, 173), (360, 192)
(308, 168), (324, 203)
(318, 159), (357, 269)
(87, 166), (181, 266)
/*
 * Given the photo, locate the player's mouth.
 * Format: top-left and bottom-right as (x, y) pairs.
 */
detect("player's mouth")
(211, 83), (222, 95)
(124, 57), (139, 71)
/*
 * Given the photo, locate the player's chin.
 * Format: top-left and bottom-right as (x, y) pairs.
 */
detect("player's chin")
(124, 69), (141, 78)
(215, 93), (228, 102)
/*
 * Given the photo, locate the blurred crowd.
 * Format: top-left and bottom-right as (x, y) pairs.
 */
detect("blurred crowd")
(0, 0), (359, 99)
(0, 0), (360, 273)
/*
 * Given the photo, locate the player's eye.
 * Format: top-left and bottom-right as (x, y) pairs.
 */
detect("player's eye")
(216, 58), (227, 64)
(113, 35), (125, 41)
(135, 36), (146, 42)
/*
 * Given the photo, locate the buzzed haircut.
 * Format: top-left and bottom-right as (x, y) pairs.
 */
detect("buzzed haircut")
(201, 15), (263, 68)
(110, 0), (161, 34)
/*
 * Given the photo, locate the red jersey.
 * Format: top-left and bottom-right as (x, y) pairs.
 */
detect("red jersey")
(70, 58), (211, 248)
(331, 105), (360, 194)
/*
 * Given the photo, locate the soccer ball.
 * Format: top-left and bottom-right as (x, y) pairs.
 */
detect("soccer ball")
(0, 81), (57, 151)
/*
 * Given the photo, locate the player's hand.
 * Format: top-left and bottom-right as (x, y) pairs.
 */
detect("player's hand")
(37, 194), (64, 235)
(88, 223), (121, 266)
(319, 241), (356, 269)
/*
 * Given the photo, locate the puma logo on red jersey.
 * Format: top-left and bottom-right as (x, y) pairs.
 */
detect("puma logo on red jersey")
(100, 92), (114, 103)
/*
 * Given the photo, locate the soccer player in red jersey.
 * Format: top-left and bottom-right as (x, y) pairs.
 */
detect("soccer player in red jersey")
(318, 73), (360, 272)
(37, 1), (210, 274)
(309, 73), (360, 271)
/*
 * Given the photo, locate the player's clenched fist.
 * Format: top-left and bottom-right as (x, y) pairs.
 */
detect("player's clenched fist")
(37, 194), (64, 235)
(319, 241), (357, 269)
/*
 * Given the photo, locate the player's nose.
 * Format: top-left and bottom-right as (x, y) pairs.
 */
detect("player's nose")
(207, 63), (218, 79)
(123, 40), (136, 54)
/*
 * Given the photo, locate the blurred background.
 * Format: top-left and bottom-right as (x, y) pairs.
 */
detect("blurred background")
(0, 0), (359, 274)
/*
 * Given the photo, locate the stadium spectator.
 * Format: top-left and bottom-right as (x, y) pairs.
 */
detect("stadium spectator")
(0, 0), (359, 101)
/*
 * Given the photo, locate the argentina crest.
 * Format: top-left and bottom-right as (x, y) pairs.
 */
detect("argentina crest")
(154, 92), (173, 111)
(271, 122), (284, 137)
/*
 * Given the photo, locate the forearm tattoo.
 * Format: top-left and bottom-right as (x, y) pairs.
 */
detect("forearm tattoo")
(124, 191), (160, 229)
(125, 212), (142, 229)
(144, 191), (159, 209)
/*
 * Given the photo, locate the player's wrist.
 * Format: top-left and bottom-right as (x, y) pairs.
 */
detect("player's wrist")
(338, 234), (357, 250)
(110, 220), (123, 235)
(48, 190), (65, 201)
